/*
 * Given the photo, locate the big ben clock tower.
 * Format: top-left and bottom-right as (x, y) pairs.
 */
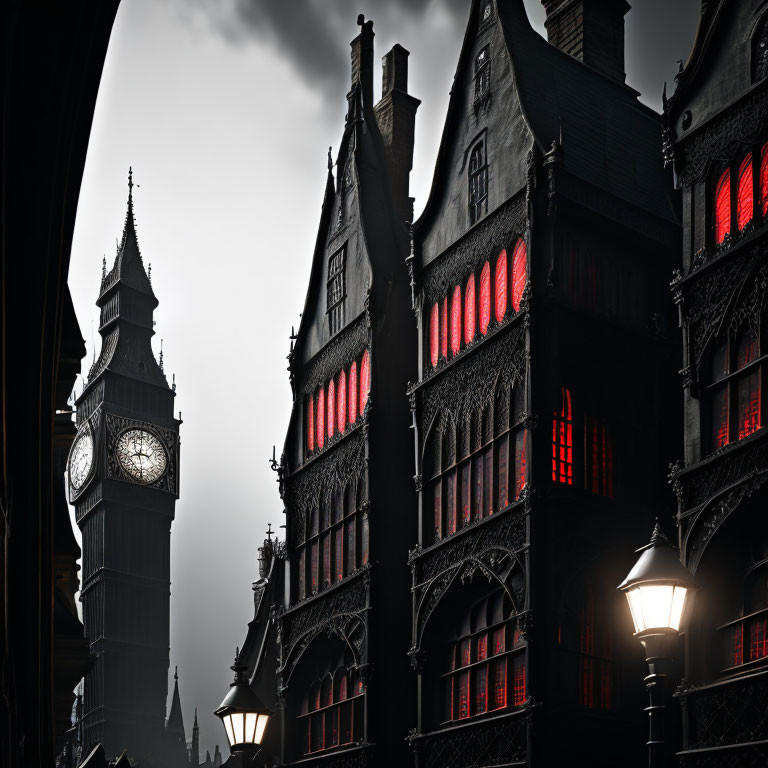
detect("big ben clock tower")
(69, 170), (180, 760)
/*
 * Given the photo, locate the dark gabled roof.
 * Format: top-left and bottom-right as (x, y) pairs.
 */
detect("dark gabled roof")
(418, 0), (677, 233)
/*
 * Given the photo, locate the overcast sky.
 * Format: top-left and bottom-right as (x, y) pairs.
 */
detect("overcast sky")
(68, 0), (699, 758)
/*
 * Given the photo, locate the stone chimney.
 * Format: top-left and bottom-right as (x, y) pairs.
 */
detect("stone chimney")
(351, 15), (374, 111)
(542, 0), (630, 84)
(374, 44), (421, 224)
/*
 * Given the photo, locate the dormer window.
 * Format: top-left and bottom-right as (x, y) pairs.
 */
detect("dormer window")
(468, 142), (488, 225)
(327, 246), (346, 336)
(474, 46), (490, 103)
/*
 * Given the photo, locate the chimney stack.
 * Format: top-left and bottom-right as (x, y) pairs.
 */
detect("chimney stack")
(351, 15), (375, 110)
(541, 0), (630, 84)
(374, 45), (421, 224)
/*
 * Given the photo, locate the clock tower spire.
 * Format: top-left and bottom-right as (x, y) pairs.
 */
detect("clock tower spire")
(69, 170), (181, 761)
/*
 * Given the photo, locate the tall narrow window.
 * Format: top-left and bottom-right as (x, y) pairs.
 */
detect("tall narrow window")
(441, 297), (449, 359)
(464, 274), (476, 345)
(327, 379), (336, 439)
(711, 340), (730, 449)
(738, 153), (754, 230)
(450, 286), (462, 356)
(474, 46), (490, 103)
(307, 396), (315, 454)
(317, 388), (326, 450)
(514, 429), (528, 499)
(359, 350), (370, 414)
(479, 261), (491, 335)
(714, 168), (731, 244)
(327, 247), (346, 335)
(737, 330), (761, 439)
(578, 597), (614, 709)
(552, 387), (573, 485)
(348, 362), (358, 425)
(495, 249), (508, 323)
(337, 370), (347, 434)
(430, 302), (439, 368)
(468, 142), (488, 225)
(511, 239), (527, 312)
(762, 143), (768, 216)
(584, 416), (613, 497)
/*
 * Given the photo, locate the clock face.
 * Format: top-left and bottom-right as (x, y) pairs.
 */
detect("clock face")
(115, 428), (167, 485)
(69, 429), (94, 492)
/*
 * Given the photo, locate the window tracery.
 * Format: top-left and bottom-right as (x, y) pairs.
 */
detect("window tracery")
(441, 590), (526, 724)
(552, 387), (573, 485)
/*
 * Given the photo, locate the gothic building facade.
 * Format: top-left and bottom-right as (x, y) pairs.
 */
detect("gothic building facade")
(229, 2), (768, 767)
(69, 175), (185, 765)
(665, 1), (768, 764)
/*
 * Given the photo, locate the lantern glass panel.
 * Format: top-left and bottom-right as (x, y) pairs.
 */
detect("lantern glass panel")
(255, 713), (269, 744)
(223, 715), (236, 748)
(626, 585), (688, 633)
(232, 712), (245, 745)
(245, 712), (257, 743)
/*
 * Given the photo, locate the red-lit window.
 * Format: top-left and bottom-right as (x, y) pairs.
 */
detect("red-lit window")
(310, 540), (319, 594)
(443, 592), (523, 724)
(327, 379), (336, 439)
(322, 534), (331, 587)
(761, 143), (768, 215)
(464, 274), (476, 345)
(450, 286), (462, 356)
(714, 167), (731, 244)
(337, 370), (347, 434)
(433, 481), (442, 540)
(441, 297), (449, 359)
(348, 362), (358, 425)
(737, 330), (761, 440)
(552, 387), (573, 485)
(317, 388), (326, 450)
(333, 527), (343, 583)
(430, 302), (439, 368)
(361, 513), (369, 566)
(446, 469), (457, 535)
(728, 624), (744, 667)
(299, 667), (362, 756)
(461, 462), (472, 526)
(298, 548), (306, 600)
(345, 519), (356, 576)
(359, 350), (370, 414)
(497, 436), (509, 510)
(514, 429), (528, 499)
(307, 396), (315, 454)
(738, 153), (754, 230)
(495, 249), (508, 323)
(511, 238), (527, 312)
(750, 617), (768, 661)
(584, 415), (613, 498)
(479, 261), (491, 335)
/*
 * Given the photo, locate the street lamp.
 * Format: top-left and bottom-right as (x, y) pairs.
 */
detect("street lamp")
(215, 648), (271, 759)
(618, 522), (698, 768)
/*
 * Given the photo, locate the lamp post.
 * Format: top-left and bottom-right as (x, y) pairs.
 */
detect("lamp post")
(618, 522), (697, 768)
(215, 649), (272, 764)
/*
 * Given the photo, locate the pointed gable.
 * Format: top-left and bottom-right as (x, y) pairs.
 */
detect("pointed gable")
(166, 666), (186, 738)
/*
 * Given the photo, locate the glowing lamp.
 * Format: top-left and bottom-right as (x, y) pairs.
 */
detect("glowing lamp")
(215, 649), (271, 753)
(618, 522), (697, 637)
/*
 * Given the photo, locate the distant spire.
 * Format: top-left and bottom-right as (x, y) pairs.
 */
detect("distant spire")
(327, 146), (333, 172)
(166, 666), (185, 738)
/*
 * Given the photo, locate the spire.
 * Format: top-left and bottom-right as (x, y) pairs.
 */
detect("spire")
(166, 665), (186, 738)
(190, 706), (200, 768)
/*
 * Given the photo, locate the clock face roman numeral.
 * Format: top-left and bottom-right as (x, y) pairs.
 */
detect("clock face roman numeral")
(115, 428), (167, 484)
(69, 429), (94, 491)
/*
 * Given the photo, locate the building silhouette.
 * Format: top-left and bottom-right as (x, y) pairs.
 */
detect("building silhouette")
(70, 173), (183, 763)
(226, 1), (768, 767)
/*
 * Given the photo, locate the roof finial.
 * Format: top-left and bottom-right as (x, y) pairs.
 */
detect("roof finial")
(128, 166), (134, 196)
(101, 255), (107, 281)
(148, 262), (152, 284)
(266, 523), (274, 542)
(174, 665), (178, 680)
(172, 372), (176, 393)
(327, 146), (333, 172)
(357, 13), (365, 26)
(159, 339), (164, 372)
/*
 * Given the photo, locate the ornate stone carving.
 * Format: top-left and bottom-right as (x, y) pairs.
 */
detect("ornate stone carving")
(677, 86), (768, 186)
(302, 315), (369, 394)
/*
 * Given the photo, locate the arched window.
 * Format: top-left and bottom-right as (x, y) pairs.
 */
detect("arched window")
(738, 153), (754, 230)
(450, 286), (462, 356)
(317, 388), (326, 450)
(327, 379), (336, 440)
(337, 370), (347, 434)
(359, 350), (370, 414)
(468, 142), (488, 225)
(307, 395), (315, 454)
(761, 144), (768, 216)
(552, 387), (573, 485)
(737, 329), (761, 440)
(464, 274), (476, 345)
(753, 14), (768, 83)
(299, 666), (362, 755)
(479, 261), (491, 335)
(442, 591), (526, 723)
(430, 302), (439, 368)
(495, 249), (507, 323)
(348, 362), (358, 425)
(441, 297), (449, 359)
(511, 238), (527, 312)
(714, 167), (731, 244)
